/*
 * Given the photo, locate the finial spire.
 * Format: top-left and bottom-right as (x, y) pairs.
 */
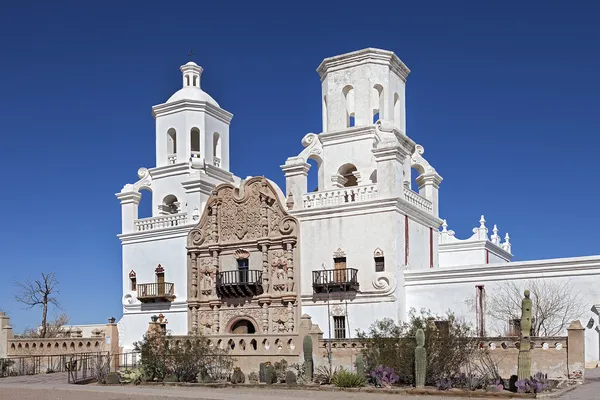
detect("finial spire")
(491, 224), (501, 245)
(501, 232), (512, 253)
(479, 215), (486, 228)
(441, 219), (448, 232)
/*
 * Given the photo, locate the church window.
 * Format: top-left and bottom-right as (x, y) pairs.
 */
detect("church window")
(193, 75), (197, 87)
(393, 93), (401, 128)
(338, 164), (358, 188)
(161, 195), (179, 214)
(372, 84), (384, 124)
(375, 256), (385, 272)
(191, 128), (200, 156)
(333, 316), (346, 339)
(167, 128), (177, 156)
(213, 132), (221, 167)
(342, 85), (355, 128)
(129, 271), (137, 291)
(185, 74), (190, 86)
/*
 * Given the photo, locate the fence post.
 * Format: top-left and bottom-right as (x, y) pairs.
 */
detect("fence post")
(0, 312), (14, 358)
(567, 320), (585, 382)
(105, 318), (119, 371)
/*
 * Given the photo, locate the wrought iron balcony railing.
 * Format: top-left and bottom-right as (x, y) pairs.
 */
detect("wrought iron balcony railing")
(312, 268), (359, 293)
(216, 270), (263, 297)
(136, 282), (176, 303)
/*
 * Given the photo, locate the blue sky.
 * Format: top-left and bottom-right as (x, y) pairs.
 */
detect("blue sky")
(0, 1), (598, 332)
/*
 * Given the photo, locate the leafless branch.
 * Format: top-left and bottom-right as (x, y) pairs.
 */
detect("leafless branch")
(14, 272), (61, 338)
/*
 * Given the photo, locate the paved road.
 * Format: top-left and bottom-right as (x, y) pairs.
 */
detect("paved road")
(1, 369), (599, 399)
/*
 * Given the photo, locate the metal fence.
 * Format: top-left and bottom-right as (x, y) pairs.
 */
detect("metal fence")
(66, 352), (110, 384)
(0, 352), (109, 380)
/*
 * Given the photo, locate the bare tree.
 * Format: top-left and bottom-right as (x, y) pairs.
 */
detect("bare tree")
(485, 279), (586, 337)
(15, 272), (60, 338)
(20, 312), (70, 338)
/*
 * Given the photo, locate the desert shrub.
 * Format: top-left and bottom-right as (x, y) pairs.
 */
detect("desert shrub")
(92, 354), (110, 384)
(231, 367), (245, 384)
(332, 369), (366, 388)
(357, 308), (473, 385)
(134, 332), (234, 383)
(248, 371), (259, 383)
(314, 364), (342, 385)
(1, 358), (14, 377)
(119, 368), (143, 385)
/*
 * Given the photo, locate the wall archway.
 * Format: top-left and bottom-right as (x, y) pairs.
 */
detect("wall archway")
(226, 316), (259, 334)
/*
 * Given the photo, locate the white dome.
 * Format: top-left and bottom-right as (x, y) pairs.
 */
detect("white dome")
(166, 87), (220, 107)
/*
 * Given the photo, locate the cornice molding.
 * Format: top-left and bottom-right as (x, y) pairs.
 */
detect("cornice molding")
(181, 179), (217, 196)
(405, 255), (600, 286)
(317, 48), (410, 82)
(319, 125), (377, 146)
(123, 300), (188, 313)
(149, 163), (191, 179)
(152, 100), (233, 124)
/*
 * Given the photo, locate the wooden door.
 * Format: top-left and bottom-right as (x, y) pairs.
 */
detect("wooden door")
(157, 272), (165, 296)
(334, 257), (347, 283)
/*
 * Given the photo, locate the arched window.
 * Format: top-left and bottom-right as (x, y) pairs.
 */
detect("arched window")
(138, 187), (153, 219)
(161, 194), (179, 214)
(185, 75), (190, 87)
(230, 319), (256, 334)
(338, 163), (359, 187)
(393, 93), (401, 129)
(167, 128), (177, 164)
(342, 85), (355, 127)
(193, 75), (198, 87)
(372, 84), (384, 123)
(190, 128), (200, 157)
(213, 132), (221, 167)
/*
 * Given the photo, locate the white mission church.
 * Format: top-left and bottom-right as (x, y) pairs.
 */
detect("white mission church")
(116, 48), (600, 366)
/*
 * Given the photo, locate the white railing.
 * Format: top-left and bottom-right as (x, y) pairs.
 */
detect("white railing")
(134, 213), (188, 232)
(303, 184), (378, 209)
(403, 187), (432, 213)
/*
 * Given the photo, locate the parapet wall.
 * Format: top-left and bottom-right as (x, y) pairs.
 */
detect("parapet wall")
(318, 320), (585, 382)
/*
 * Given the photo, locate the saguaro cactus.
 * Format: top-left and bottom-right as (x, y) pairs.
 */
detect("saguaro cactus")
(517, 289), (533, 380)
(265, 362), (276, 384)
(415, 328), (427, 388)
(303, 335), (314, 382)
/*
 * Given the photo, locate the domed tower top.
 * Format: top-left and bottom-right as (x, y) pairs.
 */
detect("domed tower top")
(165, 61), (219, 106)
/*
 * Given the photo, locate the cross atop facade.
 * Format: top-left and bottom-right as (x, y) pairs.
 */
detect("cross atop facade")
(188, 49), (195, 59)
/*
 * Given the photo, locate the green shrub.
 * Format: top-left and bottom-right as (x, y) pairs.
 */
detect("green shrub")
(332, 369), (367, 388)
(356, 308), (473, 386)
(248, 371), (259, 383)
(314, 365), (342, 385)
(119, 368), (143, 385)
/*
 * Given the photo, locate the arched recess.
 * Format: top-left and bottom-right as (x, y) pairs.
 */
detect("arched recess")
(167, 128), (177, 157)
(369, 169), (378, 184)
(190, 128), (201, 157)
(393, 93), (401, 129)
(307, 155), (324, 192)
(343, 85), (355, 127)
(227, 317), (258, 334)
(338, 163), (359, 187)
(161, 194), (179, 214)
(138, 186), (153, 219)
(372, 84), (384, 123)
(411, 163), (425, 193)
(212, 132), (221, 167)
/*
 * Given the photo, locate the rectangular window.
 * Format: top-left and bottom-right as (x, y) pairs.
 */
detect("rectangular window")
(333, 316), (346, 339)
(130, 277), (137, 291)
(375, 256), (385, 272)
(237, 259), (249, 283)
(156, 272), (165, 296)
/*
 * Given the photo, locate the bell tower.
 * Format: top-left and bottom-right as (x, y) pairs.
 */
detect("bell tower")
(317, 48), (410, 133)
(152, 61), (233, 171)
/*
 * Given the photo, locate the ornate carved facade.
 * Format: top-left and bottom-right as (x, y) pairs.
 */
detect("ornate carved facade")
(186, 177), (300, 336)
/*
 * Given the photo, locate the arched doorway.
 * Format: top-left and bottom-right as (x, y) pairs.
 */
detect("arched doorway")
(230, 318), (256, 334)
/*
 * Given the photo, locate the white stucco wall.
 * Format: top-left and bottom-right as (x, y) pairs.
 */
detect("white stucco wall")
(405, 257), (600, 366)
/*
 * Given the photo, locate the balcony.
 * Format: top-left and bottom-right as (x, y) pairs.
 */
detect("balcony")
(136, 283), (176, 303)
(312, 268), (359, 294)
(134, 213), (188, 232)
(302, 184), (378, 209)
(403, 187), (432, 213)
(216, 270), (263, 297)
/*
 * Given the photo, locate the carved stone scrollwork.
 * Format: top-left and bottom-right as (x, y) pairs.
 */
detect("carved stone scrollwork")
(271, 250), (288, 293)
(333, 248), (346, 258)
(285, 242), (294, 292)
(199, 310), (213, 334)
(221, 308), (263, 333)
(371, 271), (397, 294)
(273, 306), (293, 333)
(190, 253), (199, 299)
(199, 257), (216, 297)
(279, 216), (296, 236)
(331, 305), (346, 317)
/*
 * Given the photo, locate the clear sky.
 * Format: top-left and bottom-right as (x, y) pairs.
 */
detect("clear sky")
(0, 1), (598, 332)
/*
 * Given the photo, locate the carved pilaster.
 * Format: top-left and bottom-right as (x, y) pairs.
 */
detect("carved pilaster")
(190, 253), (198, 300)
(261, 244), (269, 292)
(192, 307), (198, 333)
(210, 203), (219, 243)
(285, 241), (294, 292)
(212, 305), (220, 334)
(211, 250), (220, 300)
(260, 181), (269, 238)
(287, 301), (294, 332)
